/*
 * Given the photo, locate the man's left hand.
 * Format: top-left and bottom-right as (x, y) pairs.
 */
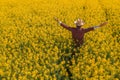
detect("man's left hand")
(99, 22), (108, 27)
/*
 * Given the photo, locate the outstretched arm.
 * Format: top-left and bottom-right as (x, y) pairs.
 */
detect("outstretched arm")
(84, 22), (108, 33)
(54, 17), (72, 31)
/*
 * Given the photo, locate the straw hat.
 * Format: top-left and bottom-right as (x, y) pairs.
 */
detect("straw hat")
(74, 18), (85, 26)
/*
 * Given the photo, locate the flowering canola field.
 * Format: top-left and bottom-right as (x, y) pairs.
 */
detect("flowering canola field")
(0, 0), (120, 80)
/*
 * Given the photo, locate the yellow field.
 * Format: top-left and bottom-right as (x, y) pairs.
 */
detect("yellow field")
(0, 0), (120, 79)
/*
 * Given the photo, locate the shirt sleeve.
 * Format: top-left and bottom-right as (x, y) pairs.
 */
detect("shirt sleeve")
(84, 27), (94, 33)
(60, 23), (73, 31)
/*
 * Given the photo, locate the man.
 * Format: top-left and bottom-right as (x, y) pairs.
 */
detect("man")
(54, 17), (108, 47)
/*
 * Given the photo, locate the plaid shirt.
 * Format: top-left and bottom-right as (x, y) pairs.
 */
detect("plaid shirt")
(60, 23), (94, 47)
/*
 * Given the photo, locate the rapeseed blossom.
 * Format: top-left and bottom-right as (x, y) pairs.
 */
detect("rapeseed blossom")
(0, 0), (120, 79)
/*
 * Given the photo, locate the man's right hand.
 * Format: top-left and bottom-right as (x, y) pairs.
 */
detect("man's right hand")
(54, 17), (59, 22)
(54, 17), (62, 24)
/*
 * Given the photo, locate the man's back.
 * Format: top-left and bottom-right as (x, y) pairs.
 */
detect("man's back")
(71, 28), (85, 47)
(59, 22), (95, 47)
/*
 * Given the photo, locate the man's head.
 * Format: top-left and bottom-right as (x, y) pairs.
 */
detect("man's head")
(74, 18), (85, 28)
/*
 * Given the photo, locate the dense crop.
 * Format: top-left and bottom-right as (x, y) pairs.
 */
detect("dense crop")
(0, 0), (120, 80)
